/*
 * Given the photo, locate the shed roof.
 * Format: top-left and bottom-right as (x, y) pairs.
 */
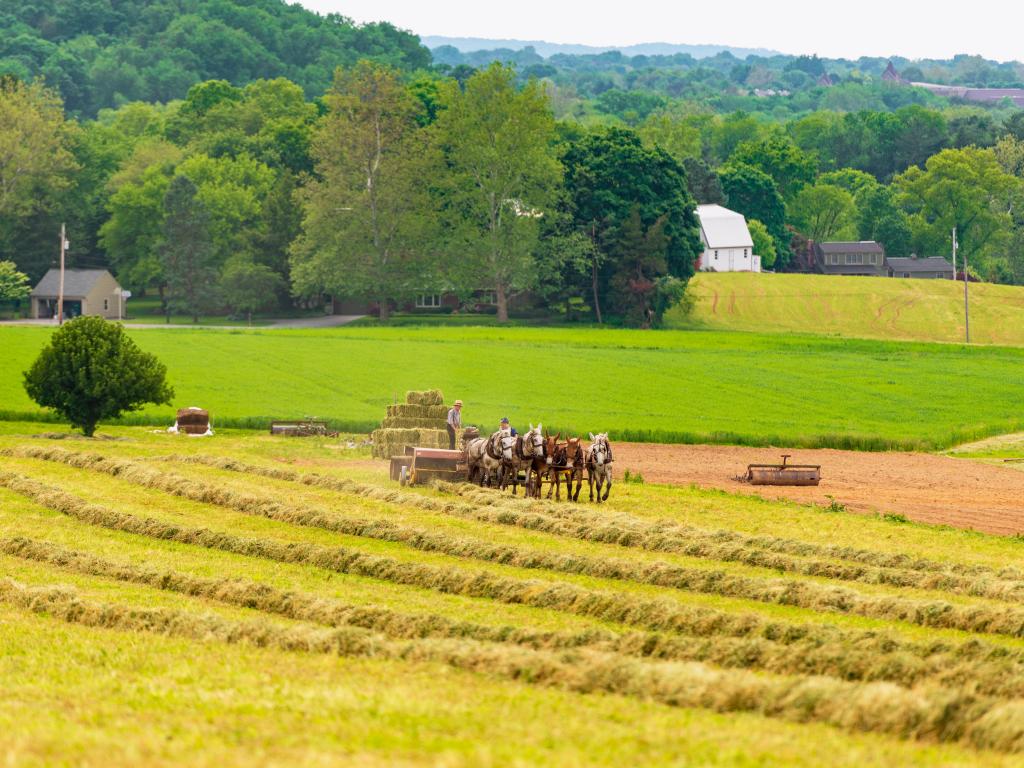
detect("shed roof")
(886, 256), (954, 273)
(696, 205), (754, 249)
(31, 269), (117, 298)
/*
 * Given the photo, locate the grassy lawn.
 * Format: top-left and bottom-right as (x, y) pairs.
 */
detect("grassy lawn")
(3, 425), (1024, 765)
(674, 272), (1024, 346)
(3, 324), (1024, 449)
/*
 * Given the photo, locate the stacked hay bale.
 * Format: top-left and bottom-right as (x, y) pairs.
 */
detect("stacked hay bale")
(371, 390), (450, 458)
(175, 407), (211, 435)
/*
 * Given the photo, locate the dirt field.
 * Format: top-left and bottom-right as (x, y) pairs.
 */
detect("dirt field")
(614, 442), (1024, 535)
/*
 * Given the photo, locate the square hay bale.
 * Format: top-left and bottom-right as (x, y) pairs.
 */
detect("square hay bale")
(381, 417), (448, 430)
(387, 404), (448, 419)
(405, 390), (444, 407)
(176, 408), (209, 426)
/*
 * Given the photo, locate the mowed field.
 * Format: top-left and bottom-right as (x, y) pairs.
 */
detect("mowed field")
(3, 324), (1024, 450)
(675, 272), (1024, 346)
(5, 424), (1024, 765)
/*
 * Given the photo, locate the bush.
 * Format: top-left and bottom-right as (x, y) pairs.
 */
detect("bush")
(22, 316), (174, 436)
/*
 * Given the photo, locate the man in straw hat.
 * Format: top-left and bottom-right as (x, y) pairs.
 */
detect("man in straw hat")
(447, 399), (463, 449)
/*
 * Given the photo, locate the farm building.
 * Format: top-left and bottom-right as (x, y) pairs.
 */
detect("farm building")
(695, 205), (760, 272)
(812, 241), (888, 277)
(887, 256), (955, 279)
(30, 269), (125, 320)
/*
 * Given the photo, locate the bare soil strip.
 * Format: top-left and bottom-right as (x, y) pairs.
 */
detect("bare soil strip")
(613, 443), (1024, 535)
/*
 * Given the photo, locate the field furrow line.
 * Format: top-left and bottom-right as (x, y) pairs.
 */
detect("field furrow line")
(9, 535), (1024, 698)
(3, 578), (1024, 754)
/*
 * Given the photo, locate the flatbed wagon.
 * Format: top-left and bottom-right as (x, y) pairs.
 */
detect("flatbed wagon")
(390, 446), (468, 486)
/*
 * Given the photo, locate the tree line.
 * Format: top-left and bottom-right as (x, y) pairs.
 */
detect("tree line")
(3, 59), (1024, 326)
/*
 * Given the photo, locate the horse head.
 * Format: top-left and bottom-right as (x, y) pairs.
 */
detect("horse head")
(499, 430), (516, 460)
(590, 433), (610, 466)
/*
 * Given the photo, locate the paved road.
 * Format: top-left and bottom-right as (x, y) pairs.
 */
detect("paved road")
(0, 315), (364, 330)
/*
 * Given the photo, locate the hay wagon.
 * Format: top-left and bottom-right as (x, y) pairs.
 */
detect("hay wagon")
(390, 446), (468, 486)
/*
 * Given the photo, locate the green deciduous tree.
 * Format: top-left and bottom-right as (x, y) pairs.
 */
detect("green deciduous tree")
(435, 63), (561, 322)
(896, 147), (1021, 276)
(220, 259), (284, 325)
(746, 219), (777, 270)
(562, 126), (701, 324)
(730, 134), (817, 200)
(291, 61), (438, 322)
(719, 163), (791, 267)
(23, 316), (173, 436)
(0, 78), (79, 274)
(160, 175), (218, 323)
(855, 185), (913, 258)
(0, 260), (31, 302)
(788, 184), (856, 242)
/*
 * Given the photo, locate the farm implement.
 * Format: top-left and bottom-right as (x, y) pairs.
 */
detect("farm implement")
(744, 454), (821, 486)
(390, 446), (468, 486)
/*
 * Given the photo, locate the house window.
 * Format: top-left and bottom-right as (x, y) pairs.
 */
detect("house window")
(845, 254), (864, 265)
(868, 254), (877, 265)
(103, 299), (109, 310)
(903, 272), (911, 278)
(714, 250), (719, 260)
(478, 291), (498, 305)
(415, 294), (441, 308)
(828, 254), (840, 265)
(743, 249), (748, 257)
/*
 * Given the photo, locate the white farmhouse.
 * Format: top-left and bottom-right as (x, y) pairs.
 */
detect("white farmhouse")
(695, 204), (760, 272)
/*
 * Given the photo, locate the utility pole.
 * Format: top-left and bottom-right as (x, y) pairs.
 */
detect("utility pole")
(956, 227), (970, 344)
(950, 226), (957, 280)
(57, 223), (67, 325)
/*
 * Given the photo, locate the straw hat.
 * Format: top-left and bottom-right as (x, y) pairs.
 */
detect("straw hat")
(454, 399), (463, 407)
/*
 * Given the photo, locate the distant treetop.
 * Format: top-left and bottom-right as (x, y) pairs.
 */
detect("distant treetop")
(0, 0), (431, 116)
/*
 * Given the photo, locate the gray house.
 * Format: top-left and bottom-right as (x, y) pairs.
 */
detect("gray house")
(812, 242), (888, 277)
(31, 269), (124, 320)
(886, 256), (955, 280)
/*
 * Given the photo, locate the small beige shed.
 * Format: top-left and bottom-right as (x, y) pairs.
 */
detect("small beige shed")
(30, 269), (125, 320)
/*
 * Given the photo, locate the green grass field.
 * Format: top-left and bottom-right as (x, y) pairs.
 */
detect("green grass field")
(3, 324), (1024, 450)
(673, 272), (1024, 346)
(4, 424), (1024, 765)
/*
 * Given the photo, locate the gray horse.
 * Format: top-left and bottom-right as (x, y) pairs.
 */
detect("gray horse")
(586, 432), (613, 502)
(501, 423), (545, 495)
(467, 429), (514, 486)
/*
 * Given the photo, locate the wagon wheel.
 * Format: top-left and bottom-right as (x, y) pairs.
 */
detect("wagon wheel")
(399, 465), (409, 487)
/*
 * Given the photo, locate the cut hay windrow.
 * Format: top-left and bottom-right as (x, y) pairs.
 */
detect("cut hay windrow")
(12, 470), (1024, 687)
(442, 483), (1024, 582)
(10, 535), (1024, 699)
(16, 448), (1024, 636)
(4, 578), (1024, 754)
(142, 452), (1024, 606)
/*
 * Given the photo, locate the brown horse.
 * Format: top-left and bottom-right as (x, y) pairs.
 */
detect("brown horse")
(545, 435), (584, 502)
(503, 423), (545, 496)
(564, 437), (586, 502)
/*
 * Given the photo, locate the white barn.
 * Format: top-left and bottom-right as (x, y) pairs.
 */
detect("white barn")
(695, 204), (760, 273)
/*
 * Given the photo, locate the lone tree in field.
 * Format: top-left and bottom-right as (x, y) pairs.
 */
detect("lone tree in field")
(23, 316), (174, 437)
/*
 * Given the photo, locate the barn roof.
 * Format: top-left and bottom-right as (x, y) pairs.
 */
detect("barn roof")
(696, 205), (754, 249)
(31, 269), (117, 298)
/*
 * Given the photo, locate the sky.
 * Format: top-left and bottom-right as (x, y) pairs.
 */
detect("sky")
(297, 0), (1024, 62)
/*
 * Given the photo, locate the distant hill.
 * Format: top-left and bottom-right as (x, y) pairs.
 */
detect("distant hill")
(0, 0), (430, 117)
(422, 36), (781, 60)
(669, 272), (1024, 347)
